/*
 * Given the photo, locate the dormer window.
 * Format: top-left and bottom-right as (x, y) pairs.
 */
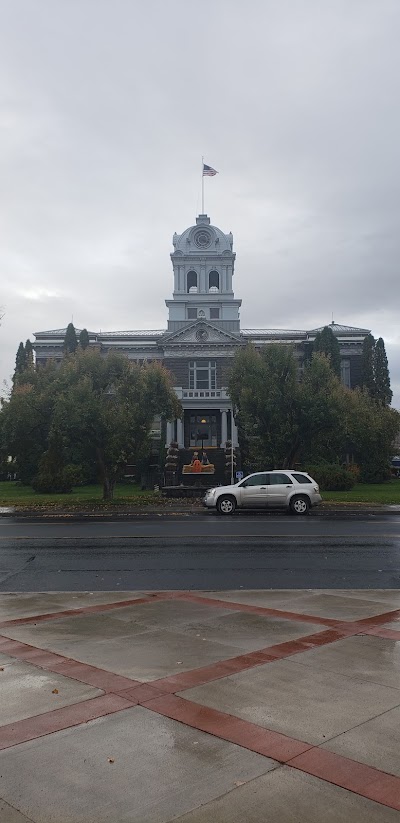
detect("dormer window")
(187, 270), (198, 292)
(209, 270), (219, 290)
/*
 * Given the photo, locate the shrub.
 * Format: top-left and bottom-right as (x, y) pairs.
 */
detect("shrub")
(63, 464), (87, 487)
(31, 469), (73, 494)
(359, 459), (392, 484)
(346, 463), (361, 483)
(306, 464), (355, 491)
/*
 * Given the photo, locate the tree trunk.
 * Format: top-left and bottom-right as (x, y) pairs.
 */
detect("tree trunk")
(283, 436), (301, 469)
(96, 447), (115, 501)
(102, 477), (115, 500)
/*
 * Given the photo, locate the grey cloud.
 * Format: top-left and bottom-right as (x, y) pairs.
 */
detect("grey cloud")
(1, 0), (400, 407)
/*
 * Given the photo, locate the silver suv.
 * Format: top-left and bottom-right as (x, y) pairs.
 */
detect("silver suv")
(204, 470), (322, 515)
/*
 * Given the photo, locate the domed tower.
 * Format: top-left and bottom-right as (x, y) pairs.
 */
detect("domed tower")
(166, 214), (241, 333)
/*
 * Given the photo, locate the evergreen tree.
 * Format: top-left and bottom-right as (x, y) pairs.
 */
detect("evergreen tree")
(63, 323), (78, 354)
(79, 328), (90, 350)
(313, 326), (341, 378)
(361, 333), (376, 396)
(24, 339), (34, 368)
(374, 337), (392, 405)
(13, 342), (27, 382)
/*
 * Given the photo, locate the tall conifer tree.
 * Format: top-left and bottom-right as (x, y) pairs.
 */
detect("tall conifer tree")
(79, 328), (90, 350)
(361, 334), (376, 396)
(374, 337), (392, 405)
(13, 342), (27, 381)
(63, 323), (78, 354)
(313, 326), (341, 378)
(24, 339), (34, 368)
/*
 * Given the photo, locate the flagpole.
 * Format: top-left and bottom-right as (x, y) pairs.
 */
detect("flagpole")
(201, 156), (204, 213)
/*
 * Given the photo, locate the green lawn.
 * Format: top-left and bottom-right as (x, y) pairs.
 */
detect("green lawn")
(322, 480), (400, 505)
(1, 479), (400, 509)
(0, 482), (160, 508)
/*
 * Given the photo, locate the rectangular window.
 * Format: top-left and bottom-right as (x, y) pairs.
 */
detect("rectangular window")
(210, 308), (220, 319)
(188, 361), (217, 390)
(340, 360), (351, 388)
(269, 473), (293, 485)
(187, 307), (197, 320)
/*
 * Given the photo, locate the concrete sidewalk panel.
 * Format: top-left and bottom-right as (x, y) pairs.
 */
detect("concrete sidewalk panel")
(108, 598), (233, 628)
(0, 652), (19, 668)
(197, 589), (400, 619)
(196, 590), (308, 609)
(0, 592), (143, 622)
(0, 799), (34, 823)
(0, 613), (152, 653)
(0, 706), (277, 823)
(175, 610), (327, 652)
(290, 635), (400, 689)
(1, 622), (248, 682)
(332, 590), (400, 607)
(379, 619), (400, 630)
(0, 659), (102, 725)
(179, 660), (400, 745)
(66, 628), (245, 681)
(247, 592), (400, 621)
(172, 768), (400, 823)
(323, 704), (400, 776)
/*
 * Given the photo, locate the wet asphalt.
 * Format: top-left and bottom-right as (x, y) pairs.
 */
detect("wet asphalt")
(0, 512), (399, 590)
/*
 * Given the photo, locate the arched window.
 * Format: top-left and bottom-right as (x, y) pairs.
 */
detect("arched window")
(187, 270), (198, 292)
(209, 270), (219, 290)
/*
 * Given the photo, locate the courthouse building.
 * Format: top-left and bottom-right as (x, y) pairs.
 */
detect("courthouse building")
(34, 213), (370, 465)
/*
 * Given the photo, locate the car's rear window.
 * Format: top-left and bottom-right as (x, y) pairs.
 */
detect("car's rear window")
(292, 473), (312, 484)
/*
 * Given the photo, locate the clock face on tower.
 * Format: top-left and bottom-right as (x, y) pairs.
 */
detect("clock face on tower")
(196, 327), (209, 341)
(194, 230), (211, 248)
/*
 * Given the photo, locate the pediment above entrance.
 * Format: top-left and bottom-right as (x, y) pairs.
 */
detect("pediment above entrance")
(163, 321), (240, 346)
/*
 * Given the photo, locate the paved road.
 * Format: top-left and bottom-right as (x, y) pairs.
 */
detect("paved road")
(0, 513), (399, 590)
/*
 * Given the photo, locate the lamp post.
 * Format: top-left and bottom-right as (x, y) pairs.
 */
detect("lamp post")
(200, 418), (207, 452)
(231, 406), (239, 485)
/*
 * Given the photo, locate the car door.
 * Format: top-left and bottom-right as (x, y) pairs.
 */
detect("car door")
(238, 473), (269, 508)
(266, 473), (294, 507)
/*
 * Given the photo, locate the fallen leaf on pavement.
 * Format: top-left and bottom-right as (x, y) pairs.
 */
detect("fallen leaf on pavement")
(108, 758), (115, 764)
(52, 688), (59, 694)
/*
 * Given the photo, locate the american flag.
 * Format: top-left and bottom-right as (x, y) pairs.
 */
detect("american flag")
(203, 163), (218, 176)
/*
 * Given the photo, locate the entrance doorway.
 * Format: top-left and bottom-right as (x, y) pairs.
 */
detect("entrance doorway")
(187, 413), (218, 448)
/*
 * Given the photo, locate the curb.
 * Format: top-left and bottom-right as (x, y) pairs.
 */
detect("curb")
(0, 504), (398, 521)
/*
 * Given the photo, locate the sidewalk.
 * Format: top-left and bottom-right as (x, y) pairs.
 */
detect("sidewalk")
(0, 589), (399, 821)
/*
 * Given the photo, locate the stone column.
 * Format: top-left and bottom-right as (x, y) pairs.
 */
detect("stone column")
(176, 418), (184, 448)
(221, 410), (228, 447)
(231, 412), (239, 447)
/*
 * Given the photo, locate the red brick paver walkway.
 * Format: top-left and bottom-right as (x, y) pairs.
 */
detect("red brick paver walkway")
(0, 590), (399, 816)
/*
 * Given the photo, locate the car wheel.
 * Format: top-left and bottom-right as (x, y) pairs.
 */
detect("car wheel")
(290, 495), (310, 515)
(217, 495), (236, 515)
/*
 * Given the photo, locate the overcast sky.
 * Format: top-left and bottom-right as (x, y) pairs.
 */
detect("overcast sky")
(1, 0), (400, 406)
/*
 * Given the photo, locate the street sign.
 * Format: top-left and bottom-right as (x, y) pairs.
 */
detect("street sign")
(236, 470), (244, 481)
